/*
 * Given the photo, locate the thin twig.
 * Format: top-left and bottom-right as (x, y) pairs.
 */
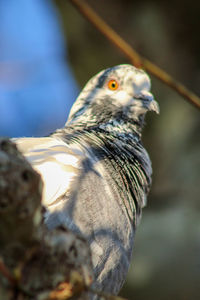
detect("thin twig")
(69, 0), (200, 110)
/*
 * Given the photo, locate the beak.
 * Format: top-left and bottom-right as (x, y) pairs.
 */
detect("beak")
(148, 99), (160, 114)
(134, 91), (160, 114)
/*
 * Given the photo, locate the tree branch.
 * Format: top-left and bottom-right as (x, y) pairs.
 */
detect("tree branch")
(69, 0), (200, 110)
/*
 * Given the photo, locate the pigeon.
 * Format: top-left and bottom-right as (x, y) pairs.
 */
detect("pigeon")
(14, 64), (159, 295)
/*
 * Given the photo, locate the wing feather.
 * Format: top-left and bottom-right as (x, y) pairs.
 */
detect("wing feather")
(14, 137), (83, 207)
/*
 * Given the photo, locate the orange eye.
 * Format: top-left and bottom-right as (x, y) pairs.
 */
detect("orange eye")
(107, 79), (119, 90)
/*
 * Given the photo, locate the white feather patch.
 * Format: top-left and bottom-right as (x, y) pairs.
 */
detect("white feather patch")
(14, 137), (83, 207)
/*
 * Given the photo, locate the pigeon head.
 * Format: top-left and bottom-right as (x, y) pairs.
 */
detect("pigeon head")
(67, 64), (159, 126)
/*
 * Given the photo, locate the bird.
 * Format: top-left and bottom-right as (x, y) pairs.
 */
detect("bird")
(14, 64), (159, 295)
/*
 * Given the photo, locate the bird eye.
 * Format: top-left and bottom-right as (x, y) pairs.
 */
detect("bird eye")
(107, 79), (119, 90)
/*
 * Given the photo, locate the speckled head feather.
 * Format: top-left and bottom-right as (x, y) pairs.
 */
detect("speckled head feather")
(67, 64), (159, 127)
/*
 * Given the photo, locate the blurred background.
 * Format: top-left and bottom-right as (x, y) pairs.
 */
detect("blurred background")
(0, 0), (200, 299)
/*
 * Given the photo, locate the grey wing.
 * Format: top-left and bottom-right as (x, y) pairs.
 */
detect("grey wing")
(77, 158), (134, 294)
(45, 153), (134, 294)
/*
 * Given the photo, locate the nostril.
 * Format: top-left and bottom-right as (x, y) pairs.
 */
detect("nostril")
(134, 91), (154, 101)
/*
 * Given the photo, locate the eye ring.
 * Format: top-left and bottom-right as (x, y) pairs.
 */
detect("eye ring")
(107, 79), (119, 90)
